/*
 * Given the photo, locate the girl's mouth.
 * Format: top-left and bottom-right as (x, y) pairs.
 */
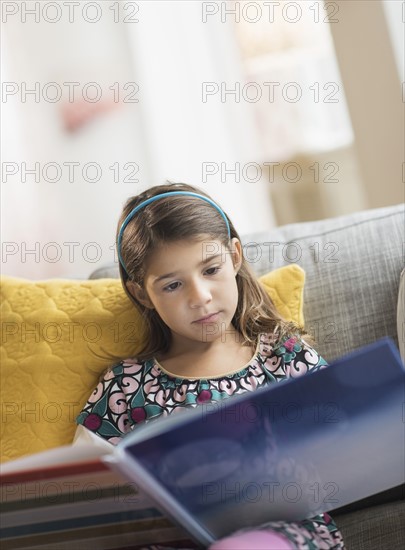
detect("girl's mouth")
(193, 312), (220, 323)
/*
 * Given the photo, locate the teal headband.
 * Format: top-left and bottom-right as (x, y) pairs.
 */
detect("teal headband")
(117, 191), (231, 275)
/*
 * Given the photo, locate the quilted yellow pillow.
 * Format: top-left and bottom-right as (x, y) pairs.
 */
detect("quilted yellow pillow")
(0, 265), (305, 462)
(259, 264), (305, 327)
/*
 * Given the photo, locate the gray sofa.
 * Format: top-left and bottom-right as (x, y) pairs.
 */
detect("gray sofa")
(91, 202), (405, 549)
(242, 203), (405, 550)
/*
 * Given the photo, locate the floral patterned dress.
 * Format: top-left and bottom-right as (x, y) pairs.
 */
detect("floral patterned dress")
(77, 333), (345, 549)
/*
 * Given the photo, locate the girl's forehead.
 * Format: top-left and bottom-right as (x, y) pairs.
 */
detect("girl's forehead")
(152, 236), (223, 260)
(145, 236), (228, 275)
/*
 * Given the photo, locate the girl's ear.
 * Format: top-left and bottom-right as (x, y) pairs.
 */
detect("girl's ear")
(126, 280), (154, 309)
(230, 238), (243, 274)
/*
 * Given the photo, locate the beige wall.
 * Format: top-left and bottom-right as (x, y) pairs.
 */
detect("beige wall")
(268, 0), (404, 225)
(265, 145), (367, 225)
(328, 0), (404, 209)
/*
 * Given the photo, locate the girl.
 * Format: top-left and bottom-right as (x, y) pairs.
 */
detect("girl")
(76, 182), (345, 550)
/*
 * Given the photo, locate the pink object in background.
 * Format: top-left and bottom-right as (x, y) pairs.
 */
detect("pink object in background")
(60, 98), (121, 133)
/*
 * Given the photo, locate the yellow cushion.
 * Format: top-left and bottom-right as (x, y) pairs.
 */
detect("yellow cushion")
(0, 265), (305, 462)
(259, 264), (305, 328)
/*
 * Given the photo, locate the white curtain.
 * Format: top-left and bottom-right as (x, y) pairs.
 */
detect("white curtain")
(1, 0), (276, 280)
(123, 0), (276, 235)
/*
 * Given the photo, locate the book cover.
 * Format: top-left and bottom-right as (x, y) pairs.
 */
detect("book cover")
(2, 338), (404, 548)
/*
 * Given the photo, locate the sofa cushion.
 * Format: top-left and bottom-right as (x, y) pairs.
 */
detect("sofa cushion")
(242, 204), (404, 361)
(258, 264), (305, 327)
(334, 500), (405, 550)
(0, 277), (145, 462)
(0, 265), (304, 462)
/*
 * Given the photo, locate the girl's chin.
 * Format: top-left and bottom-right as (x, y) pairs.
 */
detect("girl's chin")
(192, 323), (239, 341)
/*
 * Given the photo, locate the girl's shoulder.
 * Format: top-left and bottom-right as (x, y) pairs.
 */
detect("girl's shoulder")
(259, 329), (303, 355)
(259, 330), (327, 367)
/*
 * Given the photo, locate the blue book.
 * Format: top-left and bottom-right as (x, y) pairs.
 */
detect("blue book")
(105, 337), (405, 547)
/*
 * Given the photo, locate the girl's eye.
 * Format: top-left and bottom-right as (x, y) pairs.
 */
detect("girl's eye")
(205, 266), (220, 276)
(163, 281), (181, 292)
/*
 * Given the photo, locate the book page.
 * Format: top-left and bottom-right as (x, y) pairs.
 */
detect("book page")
(1, 442), (112, 475)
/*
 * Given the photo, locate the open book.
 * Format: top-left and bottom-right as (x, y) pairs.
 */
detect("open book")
(1, 338), (404, 549)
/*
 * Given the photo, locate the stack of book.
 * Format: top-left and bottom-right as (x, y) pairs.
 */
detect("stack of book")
(1, 445), (195, 549)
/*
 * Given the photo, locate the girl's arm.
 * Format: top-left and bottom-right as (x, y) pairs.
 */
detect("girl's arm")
(76, 363), (133, 445)
(72, 424), (114, 450)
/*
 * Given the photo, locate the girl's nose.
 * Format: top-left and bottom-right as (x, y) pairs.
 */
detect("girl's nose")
(189, 281), (212, 307)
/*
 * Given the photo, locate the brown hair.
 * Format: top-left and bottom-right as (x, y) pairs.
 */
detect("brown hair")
(117, 182), (308, 360)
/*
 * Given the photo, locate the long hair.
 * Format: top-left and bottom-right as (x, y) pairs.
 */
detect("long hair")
(117, 182), (308, 360)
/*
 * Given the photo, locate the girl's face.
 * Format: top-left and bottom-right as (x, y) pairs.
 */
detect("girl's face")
(129, 236), (243, 350)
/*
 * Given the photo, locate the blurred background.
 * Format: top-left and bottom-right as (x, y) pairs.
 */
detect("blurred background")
(1, 0), (404, 279)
